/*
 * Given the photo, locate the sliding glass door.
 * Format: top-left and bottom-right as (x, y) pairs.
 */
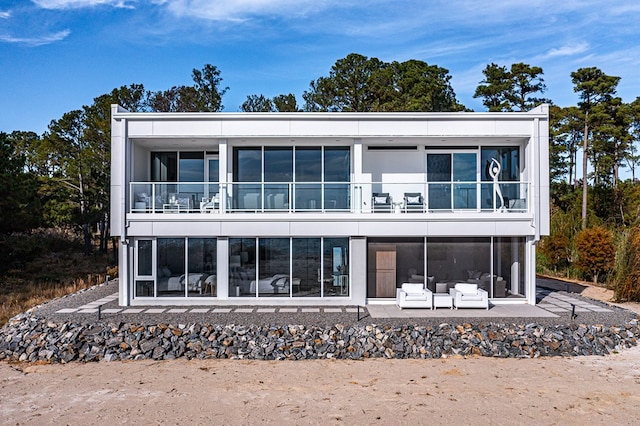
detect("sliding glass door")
(426, 151), (478, 210)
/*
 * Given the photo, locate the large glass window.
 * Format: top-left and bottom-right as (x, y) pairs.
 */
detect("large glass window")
(157, 238), (185, 297)
(367, 238), (425, 297)
(292, 238), (321, 296)
(426, 237), (490, 293)
(206, 156), (220, 199)
(232, 146), (350, 211)
(179, 152), (205, 182)
(151, 152), (178, 210)
(295, 148), (322, 211)
(187, 238), (217, 297)
(135, 240), (153, 298)
(481, 147), (521, 210)
(427, 152), (478, 210)
(229, 238), (256, 297)
(151, 152), (177, 182)
(178, 152), (205, 203)
(324, 147), (350, 211)
(258, 238), (290, 296)
(233, 148), (262, 210)
(137, 240), (153, 277)
(227, 237), (348, 298)
(427, 153), (452, 210)
(264, 148), (292, 210)
(323, 238), (349, 297)
(493, 237), (526, 298)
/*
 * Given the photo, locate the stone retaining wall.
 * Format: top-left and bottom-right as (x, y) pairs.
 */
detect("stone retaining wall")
(1, 314), (638, 363)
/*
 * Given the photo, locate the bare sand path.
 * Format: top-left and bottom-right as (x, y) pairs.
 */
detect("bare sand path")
(2, 345), (640, 425)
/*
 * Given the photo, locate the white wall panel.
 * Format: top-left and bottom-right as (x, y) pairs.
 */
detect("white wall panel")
(494, 120), (534, 135)
(152, 220), (221, 236)
(289, 120), (358, 136)
(220, 220), (290, 236)
(493, 221), (535, 236)
(111, 185), (122, 236)
(289, 221), (359, 236)
(428, 120), (495, 136)
(358, 120), (428, 136)
(127, 221), (153, 235)
(358, 221), (429, 236)
(127, 120), (153, 136)
(152, 120), (220, 136)
(221, 119), (290, 136)
(426, 221), (495, 236)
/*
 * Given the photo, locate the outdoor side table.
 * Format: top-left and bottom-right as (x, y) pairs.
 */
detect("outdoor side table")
(433, 293), (453, 310)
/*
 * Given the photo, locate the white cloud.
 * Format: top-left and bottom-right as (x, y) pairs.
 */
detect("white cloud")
(32, 0), (134, 9)
(160, 0), (335, 22)
(544, 42), (590, 58)
(0, 29), (71, 46)
(0, 10), (10, 19)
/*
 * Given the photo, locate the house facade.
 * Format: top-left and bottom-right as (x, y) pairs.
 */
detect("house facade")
(111, 105), (549, 307)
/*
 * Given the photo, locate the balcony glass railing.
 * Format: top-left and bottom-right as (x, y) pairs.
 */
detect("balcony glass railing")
(129, 181), (529, 214)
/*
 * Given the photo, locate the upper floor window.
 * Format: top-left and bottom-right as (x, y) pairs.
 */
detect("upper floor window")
(233, 146), (350, 183)
(151, 152), (177, 182)
(151, 151), (206, 183)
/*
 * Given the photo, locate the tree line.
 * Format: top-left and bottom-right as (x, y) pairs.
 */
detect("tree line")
(1, 53), (640, 299)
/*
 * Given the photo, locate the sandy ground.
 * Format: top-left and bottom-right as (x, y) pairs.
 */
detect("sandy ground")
(1, 347), (640, 425)
(580, 285), (640, 315)
(2, 283), (639, 425)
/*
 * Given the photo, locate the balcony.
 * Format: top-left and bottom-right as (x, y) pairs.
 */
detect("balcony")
(129, 181), (529, 215)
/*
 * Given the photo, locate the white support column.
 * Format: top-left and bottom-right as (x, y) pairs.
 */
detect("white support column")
(350, 237), (367, 305)
(353, 139), (363, 213)
(219, 139), (228, 213)
(527, 238), (536, 305)
(119, 240), (131, 306)
(217, 237), (229, 299)
(533, 118), (540, 241)
(511, 237), (520, 296)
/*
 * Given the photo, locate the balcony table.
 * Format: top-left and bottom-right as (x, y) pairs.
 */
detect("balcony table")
(163, 203), (185, 213)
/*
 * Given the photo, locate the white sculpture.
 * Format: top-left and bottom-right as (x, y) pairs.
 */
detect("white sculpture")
(489, 158), (505, 211)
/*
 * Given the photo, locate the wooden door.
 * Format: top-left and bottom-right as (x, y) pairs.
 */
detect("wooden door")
(375, 251), (396, 297)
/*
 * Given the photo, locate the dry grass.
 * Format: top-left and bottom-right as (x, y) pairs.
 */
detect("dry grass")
(0, 251), (113, 327)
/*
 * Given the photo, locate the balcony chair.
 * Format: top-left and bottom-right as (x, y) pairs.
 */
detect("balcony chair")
(372, 192), (393, 212)
(396, 283), (433, 309)
(449, 283), (489, 309)
(200, 193), (220, 213)
(403, 192), (425, 212)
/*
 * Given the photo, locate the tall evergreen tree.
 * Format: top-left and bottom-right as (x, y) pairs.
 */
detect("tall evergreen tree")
(473, 63), (511, 111)
(474, 62), (548, 112)
(147, 64), (228, 112)
(570, 67), (621, 228)
(303, 53), (464, 112)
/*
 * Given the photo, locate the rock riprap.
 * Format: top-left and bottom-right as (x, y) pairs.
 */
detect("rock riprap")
(1, 313), (637, 363)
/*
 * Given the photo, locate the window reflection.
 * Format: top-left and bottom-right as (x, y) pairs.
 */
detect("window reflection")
(292, 238), (321, 296)
(323, 238), (349, 296)
(229, 238), (256, 297)
(258, 238), (290, 296)
(481, 147), (520, 210)
(187, 238), (217, 297)
(157, 238), (185, 297)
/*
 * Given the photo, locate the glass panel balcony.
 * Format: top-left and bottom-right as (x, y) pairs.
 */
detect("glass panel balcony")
(129, 181), (529, 214)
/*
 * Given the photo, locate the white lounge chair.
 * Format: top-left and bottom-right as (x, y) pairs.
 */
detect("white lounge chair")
(450, 283), (489, 309)
(396, 283), (433, 309)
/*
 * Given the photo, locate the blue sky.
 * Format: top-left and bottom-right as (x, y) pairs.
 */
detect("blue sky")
(1, 0), (640, 134)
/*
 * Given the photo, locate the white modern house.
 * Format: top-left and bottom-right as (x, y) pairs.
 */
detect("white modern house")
(111, 104), (549, 307)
